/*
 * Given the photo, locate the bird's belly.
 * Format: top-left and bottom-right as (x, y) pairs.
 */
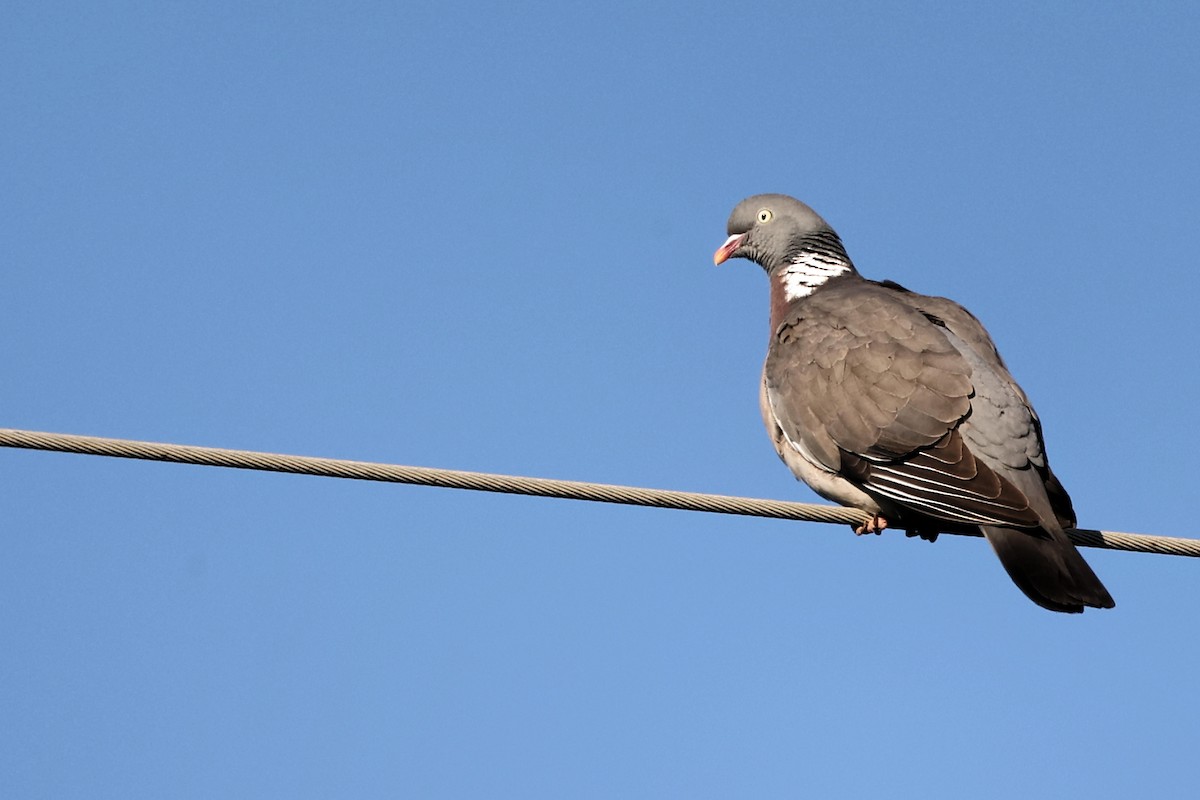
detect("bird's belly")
(776, 435), (883, 515)
(759, 373), (883, 514)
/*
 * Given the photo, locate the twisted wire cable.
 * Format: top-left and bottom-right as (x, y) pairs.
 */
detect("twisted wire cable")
(2, 428), (1195, 557)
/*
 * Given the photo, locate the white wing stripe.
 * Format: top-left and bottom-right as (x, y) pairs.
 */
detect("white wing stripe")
(865, 482), (1020, 526)
(869, 466), (1016, 508)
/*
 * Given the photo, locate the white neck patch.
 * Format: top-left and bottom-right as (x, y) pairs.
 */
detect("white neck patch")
(778, 252), (851, 300)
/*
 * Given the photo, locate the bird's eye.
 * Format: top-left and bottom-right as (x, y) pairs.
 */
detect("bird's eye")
(757, 208), (774, 224)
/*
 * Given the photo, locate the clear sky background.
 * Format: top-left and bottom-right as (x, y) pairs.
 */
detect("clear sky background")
(4, 2), (1200, 797)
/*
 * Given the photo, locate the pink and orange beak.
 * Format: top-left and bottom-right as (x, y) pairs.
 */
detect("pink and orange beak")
(713, 232), (748, 265)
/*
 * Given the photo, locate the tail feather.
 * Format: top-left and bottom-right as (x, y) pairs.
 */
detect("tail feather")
(982, 526), (1115, 613)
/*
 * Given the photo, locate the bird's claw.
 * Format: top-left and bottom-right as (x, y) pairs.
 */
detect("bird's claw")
(854, 515), (888, 536)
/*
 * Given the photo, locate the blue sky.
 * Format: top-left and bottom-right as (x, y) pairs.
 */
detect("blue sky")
(4, 2), (1200, 797)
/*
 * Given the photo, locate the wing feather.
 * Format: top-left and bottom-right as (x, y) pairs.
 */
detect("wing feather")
(764, 280), (1044, 530)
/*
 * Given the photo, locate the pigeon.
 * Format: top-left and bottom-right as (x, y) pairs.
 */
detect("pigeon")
(714, 193), (1114, 612)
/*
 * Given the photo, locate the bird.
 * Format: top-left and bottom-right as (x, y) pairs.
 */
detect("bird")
(714, 193), (1114, 613)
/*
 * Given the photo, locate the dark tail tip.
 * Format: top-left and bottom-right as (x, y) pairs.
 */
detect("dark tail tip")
(982, 526), (1115, 613)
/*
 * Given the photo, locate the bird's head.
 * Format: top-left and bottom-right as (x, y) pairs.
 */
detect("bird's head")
(713, 193), (840, 273)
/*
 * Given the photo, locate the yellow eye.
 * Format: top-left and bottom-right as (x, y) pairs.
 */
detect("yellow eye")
(757, 208), (773, 224)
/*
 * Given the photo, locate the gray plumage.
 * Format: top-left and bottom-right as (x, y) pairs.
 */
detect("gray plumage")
(715, 193), (1113, 612)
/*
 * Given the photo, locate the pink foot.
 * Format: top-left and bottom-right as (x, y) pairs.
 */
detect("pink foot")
(854, 514), (889, 536)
